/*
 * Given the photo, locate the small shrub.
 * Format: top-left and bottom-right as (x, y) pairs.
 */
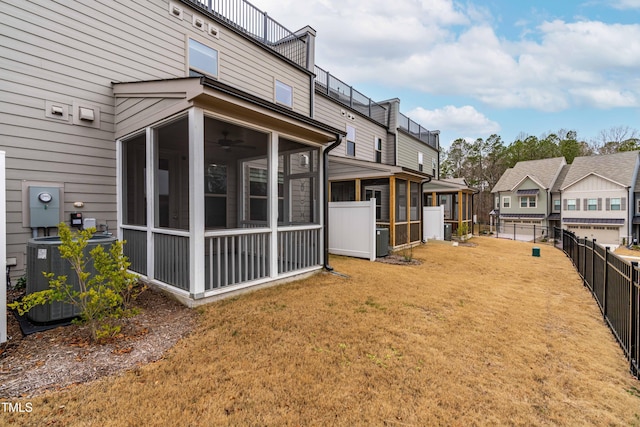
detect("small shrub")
(9, 223), (141, 342)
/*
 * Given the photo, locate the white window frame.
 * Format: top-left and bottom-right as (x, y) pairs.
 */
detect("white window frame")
(187, 37), (218, 78)
(587, 198), (597, 211)
(346, 125), (356, 157)
(375, 137), (382, 163)
(275, 79), (293, 108)
(611, 197), (622, 211)
(519, 196), (536, 208)
(553, 199), (561, 211)
(567, 199), (576, 211)
(502, 196), (511, 209)
(418, 152), (424, 171)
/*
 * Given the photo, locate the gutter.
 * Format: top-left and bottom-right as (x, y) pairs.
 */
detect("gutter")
(323, 136), (344, 271)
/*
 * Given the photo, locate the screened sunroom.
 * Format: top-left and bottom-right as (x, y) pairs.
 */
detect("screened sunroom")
(114, 78), (342, 304)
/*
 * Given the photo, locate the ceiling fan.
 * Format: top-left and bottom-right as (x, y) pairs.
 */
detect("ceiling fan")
(216, 131), (255, 151)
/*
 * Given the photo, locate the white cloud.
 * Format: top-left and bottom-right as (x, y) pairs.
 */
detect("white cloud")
(611, 0), (640, 9)
(406, 105), (500, 136)
(251, 0), (640, 112)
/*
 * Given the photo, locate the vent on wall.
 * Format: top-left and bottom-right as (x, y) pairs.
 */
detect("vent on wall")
(169, 2), (183, 19)
(193, 15), (205, 30)
(208, 24), (220, 38)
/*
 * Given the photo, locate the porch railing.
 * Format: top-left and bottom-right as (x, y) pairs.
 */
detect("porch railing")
(185, 0), (309, 67)
(556, 227), (640, 379)
(122, 227), (147, 275)
(314, 65), (388, 126)
(205, 229), (270, 290)
(154, 232), (190, 291)
(398, 113), (439, 150)
(278, 226), (321, 274)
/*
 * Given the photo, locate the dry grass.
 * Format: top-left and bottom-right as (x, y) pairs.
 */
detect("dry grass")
(5, 237), (640, 426)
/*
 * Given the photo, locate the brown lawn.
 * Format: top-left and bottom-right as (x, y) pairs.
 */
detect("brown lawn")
(5, 237), (640, 426)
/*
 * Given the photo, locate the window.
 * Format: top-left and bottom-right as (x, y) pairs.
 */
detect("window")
(520, 196), (536, 208)
(275, 80), (293, 108)
(188, 38), (218, 78)
(122, 133), (147, 226)
(346, 125), (356, 156)
(418, 152), (424, 172)
(553, 199), (561, 211)
(205, 164), (227, 227)
(567, 199), (576, 211)
(502, 196), (510, 208)
(587, 198), (597, 211)
(610, 198), (622, 211)
(375, 137), (382, 163)
(331, 181), (355, 202)
(410, 182), (420, 220)
(396, 179), (407, 222)
(495, 196), (499, 209)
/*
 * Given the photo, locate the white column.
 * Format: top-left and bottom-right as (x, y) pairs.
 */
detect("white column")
(189, 108), (205, 297)
(269, 132), (279, 278)
(1, 151), (6, 343)
(145, 127), (155, 280)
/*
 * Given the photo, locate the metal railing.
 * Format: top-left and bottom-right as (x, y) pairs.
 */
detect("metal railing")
(314, 65), (388, 126)
(557, 227), (639, 379)
(398, 113), (439, 150)
(489, 222), (555, 244)
(185, 0), (309, 68)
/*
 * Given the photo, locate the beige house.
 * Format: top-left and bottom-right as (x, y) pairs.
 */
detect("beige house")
(314, 67), (440, 249)
(1, 0), (346, 304)
(1, 0), (447, 304)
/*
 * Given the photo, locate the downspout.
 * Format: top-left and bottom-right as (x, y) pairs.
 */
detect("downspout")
(323, 135), (344, 271)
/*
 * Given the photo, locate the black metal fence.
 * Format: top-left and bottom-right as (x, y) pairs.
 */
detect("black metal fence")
(556, 227), (639, 379)
(478, 222), (557, 244)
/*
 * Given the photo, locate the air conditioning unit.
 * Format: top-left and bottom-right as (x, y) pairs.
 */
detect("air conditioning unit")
(26, 235), (117, 323)
(376, 228), (389, 257)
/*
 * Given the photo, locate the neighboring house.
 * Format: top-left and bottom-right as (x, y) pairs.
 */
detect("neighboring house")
(423, 178), (477, 236)
(1, 0), (445, 304)
(2, 0), (346, 305)
(314, 67), (439, 249)
(553, 151), (640, 246)
(491, 157), (567, 233)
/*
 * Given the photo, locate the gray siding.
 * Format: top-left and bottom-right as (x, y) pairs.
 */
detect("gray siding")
(1, 0), (314, 276)
(314, 94), (388, 163)
(397, 131), (438, 174)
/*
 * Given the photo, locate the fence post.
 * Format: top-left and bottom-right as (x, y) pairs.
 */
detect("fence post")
(513, 223), (516, 241)
(591, 239), (596, 290)
(604, 247), (610, 319)
(631, 262), (638, 377)
(533, 225), (536, 243)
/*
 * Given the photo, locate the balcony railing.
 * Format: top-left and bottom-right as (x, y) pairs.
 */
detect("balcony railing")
(185, 0), (309, 68)
(314, 65), (388, 127)
(398, 113), (439, 150)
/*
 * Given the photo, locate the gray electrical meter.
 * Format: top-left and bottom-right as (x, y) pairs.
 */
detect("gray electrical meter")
(29, 186), (61, 228)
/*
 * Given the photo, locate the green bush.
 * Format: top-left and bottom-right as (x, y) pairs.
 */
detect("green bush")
(9, 223), (142, 341)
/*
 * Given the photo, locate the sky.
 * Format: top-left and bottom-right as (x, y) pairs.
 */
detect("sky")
(249, 0), (640, 149)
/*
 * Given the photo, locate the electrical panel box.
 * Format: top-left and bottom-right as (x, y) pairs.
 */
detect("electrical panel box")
(29, 186), (61, 228)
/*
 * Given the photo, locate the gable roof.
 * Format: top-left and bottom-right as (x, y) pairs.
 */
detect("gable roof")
(491, 157), (566, 193)
(559, 151), (639, 190)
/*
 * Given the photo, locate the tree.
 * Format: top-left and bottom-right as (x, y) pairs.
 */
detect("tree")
(593, 126), (639, 154)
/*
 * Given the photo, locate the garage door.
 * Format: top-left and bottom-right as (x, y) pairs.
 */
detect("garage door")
(580, 226), (620, 245)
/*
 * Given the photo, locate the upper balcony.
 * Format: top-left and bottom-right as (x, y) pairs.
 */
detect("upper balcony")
(185, 0), (310, 68)
(314, 66), (438, 150)
(314, 65), (389, 127)
(398, 113), (439, 150)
